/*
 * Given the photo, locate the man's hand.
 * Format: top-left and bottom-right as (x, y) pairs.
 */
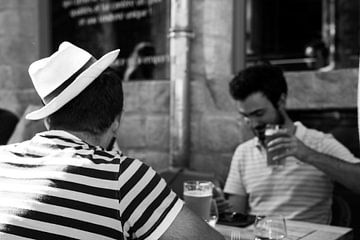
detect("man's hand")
(266, 131), (313, 162)
(215, 196), (232, 214)
(213, 186), (232, 214)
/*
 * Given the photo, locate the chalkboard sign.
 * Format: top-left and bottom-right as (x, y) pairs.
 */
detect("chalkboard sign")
(51, 0), (170, 80)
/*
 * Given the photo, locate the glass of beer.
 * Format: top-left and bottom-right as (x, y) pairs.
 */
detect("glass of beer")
(264, 124), (289, 169)
(183, 181), (213, 222)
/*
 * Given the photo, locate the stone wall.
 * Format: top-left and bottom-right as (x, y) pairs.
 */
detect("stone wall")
(0, 0), (41, 117)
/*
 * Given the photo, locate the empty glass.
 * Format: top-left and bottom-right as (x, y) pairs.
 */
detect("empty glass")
(254, 215), (287, 240)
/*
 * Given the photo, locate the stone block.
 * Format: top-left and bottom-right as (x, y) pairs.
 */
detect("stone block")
(19, 8), (38, 36)
(0, 89), (40, 116)
(146, 115), (169, 150)
(14, 89), (42, 115)
(286, 69), (357, 109)
(13, 65), (33, 89)
(203, 0), (232, 38)
(191, 79), (237, 112)
(0, 65), (13, 88)
(190, 113), (201, 150)
(0, 65), (32, 89)
(0, 37), (38, 65)
(203, 36), (232, 77)
(192, 0), (204, 32)
(194, 113), (251, 153)
(0, 0), (37, 9)
(143, 82), (170, 112)
(0, 89), (21, 115)
(190, 152), (233, 187)
(117, 114), (147, 148)
(0, 9), (36, 37)
(190, 81), (218, 112)
(142, 150), (170, 171)
(123, 81), (170, 113)
(202, 0), (232, 77)
(0, 10), (21, 36)
(190, 47), (205, 79)
(7, 104), (46, 144)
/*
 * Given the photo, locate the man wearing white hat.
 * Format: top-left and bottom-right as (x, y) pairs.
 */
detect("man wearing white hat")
(0, 42), (224, 240)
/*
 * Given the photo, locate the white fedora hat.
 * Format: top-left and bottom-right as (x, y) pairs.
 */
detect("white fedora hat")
(26, 41), (120, 120)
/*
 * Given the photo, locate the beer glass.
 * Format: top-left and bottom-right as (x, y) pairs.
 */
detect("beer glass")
(264, 124), (289, 168)
(183, 181), (213, 221)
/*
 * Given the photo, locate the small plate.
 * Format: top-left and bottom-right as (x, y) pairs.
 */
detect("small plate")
(218, 212), (257, 228)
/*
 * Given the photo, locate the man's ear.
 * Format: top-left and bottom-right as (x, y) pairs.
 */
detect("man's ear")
(111, 113), (122, 133)
(44, 118), (50, 130)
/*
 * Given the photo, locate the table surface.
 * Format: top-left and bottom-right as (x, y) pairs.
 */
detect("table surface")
(216, 220), (353, 240)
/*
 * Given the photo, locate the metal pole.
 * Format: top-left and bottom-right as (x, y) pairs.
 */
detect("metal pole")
(322, 0), (336, 70)
(169, 0), (193, 167)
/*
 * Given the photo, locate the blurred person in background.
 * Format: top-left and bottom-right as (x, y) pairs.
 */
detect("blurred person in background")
(304, 39), (329, 70)
(0, 42), (224, 240)
(0, 108), (18, 144)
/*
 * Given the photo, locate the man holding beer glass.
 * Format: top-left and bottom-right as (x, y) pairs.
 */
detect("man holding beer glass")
(223, 63), (360, 224)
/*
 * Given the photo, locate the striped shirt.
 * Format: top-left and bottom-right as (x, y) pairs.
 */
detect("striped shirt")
(224, 122), (359, 224)
(0, 130), (183, 239)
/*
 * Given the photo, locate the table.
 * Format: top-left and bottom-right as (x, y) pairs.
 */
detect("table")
(216, 220), (353, 240)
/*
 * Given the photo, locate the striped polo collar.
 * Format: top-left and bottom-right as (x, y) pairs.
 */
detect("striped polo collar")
(36, 130), (88, 147)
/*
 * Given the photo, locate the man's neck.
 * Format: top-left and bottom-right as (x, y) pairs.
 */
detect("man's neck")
(66, 130), (109, 148)
(281, 112), (296, 135)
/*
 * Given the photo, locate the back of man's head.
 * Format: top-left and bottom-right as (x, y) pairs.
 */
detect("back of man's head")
(229, 64), (288, 106)
(47, 67), (123, 135)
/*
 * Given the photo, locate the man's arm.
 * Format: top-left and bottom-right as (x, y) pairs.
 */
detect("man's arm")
(160, 205), (225, 240)
(227, 194), (248, 214)
(296, 148), (360, 194)
(268, 134), (360, 194)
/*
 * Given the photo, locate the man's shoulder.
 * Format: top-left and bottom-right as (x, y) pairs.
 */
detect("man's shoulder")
(236, 137), (258, 149)
(0, 143), (21, 160)
(295, 121), (329, 139)
(116, 152), (148, 169)
(233, 137), (259, 157)
(0, 140), (30, 154)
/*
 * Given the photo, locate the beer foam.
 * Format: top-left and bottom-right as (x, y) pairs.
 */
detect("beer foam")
(265, 128), (287, 136)
(184, 190), (212, 197)
(265, 128), (277, 135)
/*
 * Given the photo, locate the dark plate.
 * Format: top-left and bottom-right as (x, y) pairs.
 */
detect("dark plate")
(218, 212), (257, 227)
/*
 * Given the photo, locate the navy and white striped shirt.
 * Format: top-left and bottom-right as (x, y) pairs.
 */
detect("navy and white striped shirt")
(0, 130), (183, 239)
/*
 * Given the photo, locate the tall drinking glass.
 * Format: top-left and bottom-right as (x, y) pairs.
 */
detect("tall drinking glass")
(264, 124), (289, 169)
(183, 181), (213, 222)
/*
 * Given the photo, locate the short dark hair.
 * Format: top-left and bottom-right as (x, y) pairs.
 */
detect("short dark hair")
(229, 64), (287, 106)
(47, 67), (124, 135)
